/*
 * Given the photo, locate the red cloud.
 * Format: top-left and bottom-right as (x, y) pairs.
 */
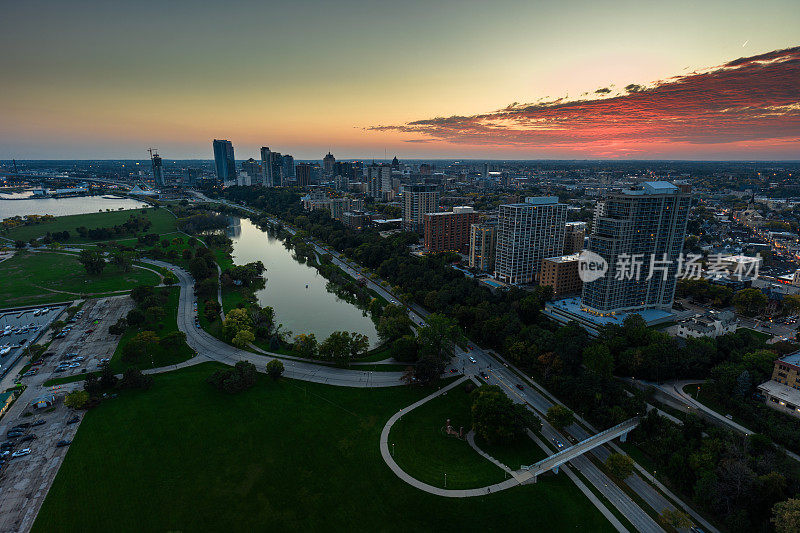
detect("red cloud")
(371, 47), (800, 157)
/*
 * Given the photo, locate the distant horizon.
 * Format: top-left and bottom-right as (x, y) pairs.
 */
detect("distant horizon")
(3, 158), (800, 164)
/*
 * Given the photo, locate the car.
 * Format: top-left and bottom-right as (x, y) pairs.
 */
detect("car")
(196, 323), (201, 328)
(56, 440), (72, 447)
(12, 423), (31, 429)
(11, 448), (31, 458)
(31, 420), (45, 427)
(480, 371), (489, 380)
(0, 450), (9, 458)
(516, 384), (524, 391)
(19, 434), (36, 442)
(99, 358), (110, 364)
(54, 367), (67, 373)
(68, 362), (80, 368)
(72, 356), (85, 361)
(449, 368), (457, 373)
(468, 356), (477, 364)
(85, 329), (93, 334)
(0, 443), (14, 451)
(551, 438), (564, 449)
(725, 414), (733, 420)
(23, 370), (37, 377)
(691, 527), (707, 533)
(6, 431), (24, 438)
(67, 416), (80, 424)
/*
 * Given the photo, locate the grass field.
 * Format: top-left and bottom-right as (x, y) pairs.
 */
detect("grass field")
(389, 383), (506, 489)
(6, 207), (176, 243)
(109, 286), (195, 373)
(0, 252), (160, 306)
(33, 364), (613, 533)
(475, 432), (549, 471)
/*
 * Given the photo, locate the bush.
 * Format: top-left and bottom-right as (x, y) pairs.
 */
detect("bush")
(207, 361), (258, 394)
(119, 368), (153, 389)
(64, 390), (89, 409)
(266, 359), (284, 379)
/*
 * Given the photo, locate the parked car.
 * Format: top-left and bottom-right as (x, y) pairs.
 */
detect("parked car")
(31, 420), (45, 427)
(12, 423), (30, 430)
(19, 434), (36, 442)
(67, 416), (80, 424)
(6, 431), (24, 438)
(56, 440), (72, 447)
(516, 384), (524, 391)
(468, 356), (477, 363)
(11, 448), (31, 458)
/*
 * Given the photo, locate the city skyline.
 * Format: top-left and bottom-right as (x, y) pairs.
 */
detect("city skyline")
(1, 0), (798, 160)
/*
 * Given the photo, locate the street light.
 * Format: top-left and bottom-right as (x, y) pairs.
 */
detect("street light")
(444, 472), (447, 488)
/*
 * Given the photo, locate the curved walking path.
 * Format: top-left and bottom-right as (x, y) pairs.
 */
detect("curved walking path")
(379, 376), (521, 497)
(142, 258), (408, 388)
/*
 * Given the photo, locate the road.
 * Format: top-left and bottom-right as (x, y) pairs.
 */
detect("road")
(144, 259), (407, 388)
(191, 194), (717, 532)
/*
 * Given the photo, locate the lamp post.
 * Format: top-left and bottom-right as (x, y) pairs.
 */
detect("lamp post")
(444, 472), (447, 488)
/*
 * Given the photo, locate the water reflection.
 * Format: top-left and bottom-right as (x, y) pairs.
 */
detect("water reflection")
(226, 217), (379, 346)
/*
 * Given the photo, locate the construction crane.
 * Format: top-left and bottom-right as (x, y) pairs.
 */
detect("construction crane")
(147, 148), (159, 159)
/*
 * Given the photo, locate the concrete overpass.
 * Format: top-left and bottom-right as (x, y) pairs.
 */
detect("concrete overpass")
(522, 417), (640, 482)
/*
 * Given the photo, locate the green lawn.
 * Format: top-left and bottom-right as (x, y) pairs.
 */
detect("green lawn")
(0, 252), (160, 306)
(7, 207), (176, 243)
(475, 432), (549, 471)
(34, 364), (613, 533)
(389, 383), (506, 489)
(109, 286), (195, 373)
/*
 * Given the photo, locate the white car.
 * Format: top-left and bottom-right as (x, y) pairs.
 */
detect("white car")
(468, 356), (477, 364)
(12, 448), (31, 458)
(68, 362), (80, 368)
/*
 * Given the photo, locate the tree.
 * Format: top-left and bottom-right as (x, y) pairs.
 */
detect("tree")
(78, 249), (106, 276)
(783, 294), (800, 315)
(111, 250), (132, 272)
(732, 288), (768, 317)
(145, 305), (166, 325)
(64, 390), (89, 409)
(417, 313), (461, 361)
(376, 304), (413, 341)
(471, 385), (532, 444)
(126, 308), (145, 327)
(204, 300), (222, 322)
(660, 509), (693, 529)
(546, 404), (575, 430)
(583, 344), (614, 379)
(14, 240), (26, 249)
(232, 328), (255, 348)
(605, 453), (634, 479)
(109, 317), (127, 335)
(122, 331), (159, 362)
(159, 331), (187, 350)
(773, 498), (800, 533)
(266, 359), (284, 378)
(119, 367), (153, 389)
(390, 334), (419, 362)
(207, 361), (258, 393)
(293, 333), (319, 359)
(222, 307), (254, 342)
(100, 363), (118, 389)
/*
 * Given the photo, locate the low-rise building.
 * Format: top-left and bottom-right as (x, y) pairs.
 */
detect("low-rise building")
(675, 310), (737, 338)
(758, 352), (800, 419)
(539, 254), (581, 297)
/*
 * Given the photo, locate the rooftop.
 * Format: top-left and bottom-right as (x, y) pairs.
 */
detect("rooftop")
(758, 380), (800, 409)
(779, 351), (800, 367)
(543, 254), (580, 264)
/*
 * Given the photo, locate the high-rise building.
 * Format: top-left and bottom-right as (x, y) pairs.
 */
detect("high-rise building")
(494, 197), (567, 285)
(150, 153), (164, 187)
(282, 155), (294, 180)
(242, 158), (261, 183)
(296, 163), (312, 187)
(260, 147), (273, 186)
(581, 181), (692, 314)
(402, 183), (439, 232)
(367, 164), (391, 199)
(469, 222), (497, 271)
(213, 139), (236, 183)
(323, 152), (336, 176)
(563, 221), (587, 254)
(423, 207), (478, 254)
(391, 156), (400, 170)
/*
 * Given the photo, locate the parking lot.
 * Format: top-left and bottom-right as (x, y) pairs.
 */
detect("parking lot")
(0, 305), (67, 379)
(0, 296), (133, 532)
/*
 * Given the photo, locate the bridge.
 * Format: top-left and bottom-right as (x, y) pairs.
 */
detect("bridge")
(521, 417), (640, 483)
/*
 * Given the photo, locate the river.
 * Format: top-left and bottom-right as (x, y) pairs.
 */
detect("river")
(0, 193), (147, 220)
(226, 217), (379, 346)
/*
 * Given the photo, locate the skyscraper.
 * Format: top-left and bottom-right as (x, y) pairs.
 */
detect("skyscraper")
(323, 152), (335, 176)
(213, 139), (236, 183)
(296, 163), (312, 187)
(402, 183), (439, 232)
(581, 181), (692, 314)
(260, 146), (273, 186)
(494, 197), (567, 285)
(150, 152), (163, 187)
(367, 164), (391, 199)
(469, 221), (497, 271)
(282, 155), (295, 180)
(242, 158), (261, 182)
(391, 156), (400, 170)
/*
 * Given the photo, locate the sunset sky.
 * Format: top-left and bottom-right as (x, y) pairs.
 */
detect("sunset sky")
(1, 0), (799, 160)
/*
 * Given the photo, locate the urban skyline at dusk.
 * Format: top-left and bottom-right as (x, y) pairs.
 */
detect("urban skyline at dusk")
(1, 0), (798, 160)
